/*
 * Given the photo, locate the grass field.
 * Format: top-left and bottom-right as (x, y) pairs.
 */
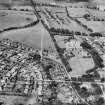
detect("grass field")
(69, 57), (94, 76)
(78, 18), (105, 33)
(0, 22), (56, 52)
(0, 10), (37, 30)
(68, 7), (88, 17)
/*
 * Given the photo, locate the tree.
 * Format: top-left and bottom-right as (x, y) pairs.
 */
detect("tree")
(96, 97), (104, 105)
(80, 41), (92, 50)
(0, 102), (4, 105)
(91, 83), (103, 95)
(83, 14), (90, 19)
(80, 87), (89, 97)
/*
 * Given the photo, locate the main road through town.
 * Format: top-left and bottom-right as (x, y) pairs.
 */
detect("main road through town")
(30, 0), (90, 105)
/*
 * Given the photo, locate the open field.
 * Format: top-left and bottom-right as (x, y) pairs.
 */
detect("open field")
(0, 22), (56, 52)
(11, 5), (34, 11)
(69, 57), (95, 76)
(89, 9), (105, 19)
(54, 36), (69, 48)
(0, 95), (30, 105)
(78, 18), (105, 33)
(0, 4), (9, 9)
(68, 7), (88, 17)
(0, 10), (37, 30)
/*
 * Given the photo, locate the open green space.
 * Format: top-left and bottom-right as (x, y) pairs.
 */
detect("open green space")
(0, 22), (56, 52)
(0, 10), (37, 30)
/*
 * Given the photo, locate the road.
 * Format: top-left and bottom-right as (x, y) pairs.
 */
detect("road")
(30, 1), (91, 105)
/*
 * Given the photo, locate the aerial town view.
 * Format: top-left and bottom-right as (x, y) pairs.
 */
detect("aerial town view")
(0, 0), (105, 105)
